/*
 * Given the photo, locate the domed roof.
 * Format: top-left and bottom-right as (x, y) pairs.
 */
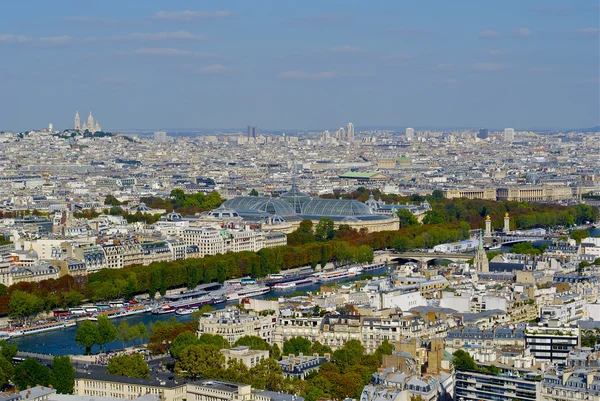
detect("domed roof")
(280, 183), (310, 199)
(300, 198), (374, 217)
(280, 183), (311, 213)
(222, 196), (296, 217)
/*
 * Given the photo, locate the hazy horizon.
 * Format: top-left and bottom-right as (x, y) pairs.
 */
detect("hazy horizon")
(1, 0), (598, 131)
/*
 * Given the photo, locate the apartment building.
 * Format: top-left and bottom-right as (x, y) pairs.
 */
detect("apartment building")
(454, 368), (541, 401)
(274, 313), (448, 354)
(198, 309), (278, 345)
(525, 325), (580, 365)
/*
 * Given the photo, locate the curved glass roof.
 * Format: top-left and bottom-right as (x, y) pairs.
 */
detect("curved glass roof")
(300, 199), (374, 217)
(223, 196), (296, 217)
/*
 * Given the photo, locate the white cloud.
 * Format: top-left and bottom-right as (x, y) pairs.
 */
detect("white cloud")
(128, 31), (206, 41)
(278, 70), (361, 80)
(435, 64), (458, 71)
(328, 45), (359, 53)
(311, 72), (336, 80)
(528, 67), (550, 72)
(479, 30), (501, 38)
(291, 15), (349, 24)
(128, 48), (195, 56)
(441, 78), (458, 84)
(278, 70), (309, 79)
(576, 27), (600, 35)
(473, 62), (506, 71)
(0, 34), (30, 43)
(515, 28), (532, 37)
(39, 35), (72, 45)
(155, 10), (233, 21)
(66, 16), (116, 24)
(0, 34), (72, 45)
(197, 64), (229, 74)
(488, 49), (509, 56)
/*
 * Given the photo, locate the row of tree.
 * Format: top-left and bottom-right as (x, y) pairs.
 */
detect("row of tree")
(74, 315), (148, 355)
(0, 341), (74, 393)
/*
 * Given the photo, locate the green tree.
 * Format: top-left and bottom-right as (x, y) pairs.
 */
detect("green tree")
(50, 356), (75, 394)
(356, 245), (374, 263)
(0, 340), (18, 361)
(198, 333), (230, 349)
(270, 343), (282, 361)
(452, 350), (478, 371)
(430, 189), (445, 201)
(249, 189), (259, 196)
(310, 341), (333, 356)
(571, 229), (590, 243)
(0, 356), (14, 388)
(315, 218), (335, 242)
(423, 210), (446, 225)
(117, 322), (133, 348)
(397, 208), (419, 228)
(175, 344), (224, 379)
(221, 359), (252, 384)
(8, 290), (42, 319)
(104, 195), (122, 206)
(97, 316), (118, 352)
(170, 331), (199, 359)
(511, 242), (541, 255)
(320, 245), (328, 268)
(283, 337), (311, 356)
(13, 358), (51, 390)
(134, 322), (148, 345)
(106, 354), (150, 379)
(375, 340), (394, 362)
(64, 290), (84, 308)
(75, 320), (99, 355)
(250, 358), (284, 391)
(234, 336), (271, 351)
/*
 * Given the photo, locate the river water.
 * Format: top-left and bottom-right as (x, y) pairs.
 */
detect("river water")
(10, 268), (389, 356)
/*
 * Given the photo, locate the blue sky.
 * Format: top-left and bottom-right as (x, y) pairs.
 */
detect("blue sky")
(0, 0), (598, 131)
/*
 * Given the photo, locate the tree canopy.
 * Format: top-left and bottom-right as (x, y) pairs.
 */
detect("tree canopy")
(106, 354), (150, 379)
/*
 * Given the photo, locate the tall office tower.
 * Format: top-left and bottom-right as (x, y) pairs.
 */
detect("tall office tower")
(247, 126), (257, 139)
(478, 128), (489, 139)
(337, 127), (346, 141)
(504, 128), (515, 142)
(154, 131), (167, 142)
(74, 111), (80, 131)
(321, 130), (330, 143)
(347, 123), (355, 142)
(406, 127), (414, 141)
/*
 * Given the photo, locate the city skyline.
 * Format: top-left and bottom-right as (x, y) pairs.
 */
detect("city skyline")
(0, 0), (598, 131)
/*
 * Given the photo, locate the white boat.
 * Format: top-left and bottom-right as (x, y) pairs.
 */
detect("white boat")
(175, 307), (197, 315)
(313, 266), (363, 282)
(163, 289), (214, 309)
(151, 304), (176, 314)
(88, 304), (151, 321)
(272, 277), (314, 291)
(0, 320), (75, 338)
(272, 282), (296, 291)
(225, 284), (270, 301)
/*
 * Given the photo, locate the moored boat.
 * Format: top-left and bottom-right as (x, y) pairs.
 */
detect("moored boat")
(225, 284), (270, 301)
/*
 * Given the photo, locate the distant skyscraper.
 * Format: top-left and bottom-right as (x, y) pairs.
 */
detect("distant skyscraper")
(74, 111), (80, 131)
(337, 127), (346, 141)
(347, 123), (355, 142)
(478, 128), (489, 139)
(504, 128), (515, 142)
(154, 131), (167, 142)
(406, 127), (414, 141)
(247, 126), (257, 139)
